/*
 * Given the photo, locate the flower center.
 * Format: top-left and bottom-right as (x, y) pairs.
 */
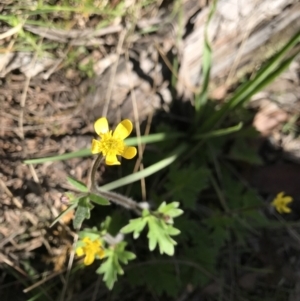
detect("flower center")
(100, 133), (125, 155)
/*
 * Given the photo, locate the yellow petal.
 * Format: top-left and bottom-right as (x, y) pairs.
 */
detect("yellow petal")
(84, 252), (95, 265)
(106, 153), (120, 165)
(76, 247), (84, 257)
(283, 206), (291, 213)
(284, 196), (293, 203)
(82, 237), (91, 244)
(96, 249), (105, 259)
(91, 139), (102, 154)
(122, 146), (137, 159)
(113, 119), (133, 140)
(94, 117), (109, 135)
(277, 192), (284, 199)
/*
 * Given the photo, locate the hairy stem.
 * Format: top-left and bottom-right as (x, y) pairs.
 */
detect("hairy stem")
(90, 155), (144, 215)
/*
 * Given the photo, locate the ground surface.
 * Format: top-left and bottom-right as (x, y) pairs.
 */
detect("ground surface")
(1, 1), (300, 300)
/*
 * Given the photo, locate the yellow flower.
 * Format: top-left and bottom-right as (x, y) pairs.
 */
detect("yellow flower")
(76, 237), (105, 265)
(271, 192), (293, 214)
(91, 117), (137, 165)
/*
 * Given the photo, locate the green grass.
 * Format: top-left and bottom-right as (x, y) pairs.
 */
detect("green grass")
(3, 0), (300, 300)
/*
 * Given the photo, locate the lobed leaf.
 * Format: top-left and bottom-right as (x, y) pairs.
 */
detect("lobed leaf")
(97, 242), (136, 290)
(121, 217), (148, 239)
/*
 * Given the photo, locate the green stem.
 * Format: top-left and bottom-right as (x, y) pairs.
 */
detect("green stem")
(89, 155), (144, 215)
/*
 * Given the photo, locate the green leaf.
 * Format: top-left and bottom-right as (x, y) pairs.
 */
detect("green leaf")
(117, 242), (136, 264)
(147, 218), (177, 256)
(200, 31), (300, 132)
(67, 176), (88, 192)
(73, 197), (92, 229)
(78, 229), (101, 241)
(122, 208), (181, 256)
(158, 202), (183, 219)
(97, 256), (118, 290)
(101, 144), (187, 191)
(127, 263), (180, 297)
(193, 122), (243, 140)
(228, 139), (262, 164)
(166, 225), (181, 236)
(164, 166), (210, 208)
(97, 242), (136, 289)
(204, 215), (232, 249)
(121, 217), (148, 239)
(50, 202), (77, 228)
(89, 194), (110, 206)
(24, 148), (91, 164)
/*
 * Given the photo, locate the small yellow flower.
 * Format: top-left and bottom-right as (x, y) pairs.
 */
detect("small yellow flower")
(271, 192), (293, 214)
(76, 237), (105, 265)
(91, 117), (137, 165)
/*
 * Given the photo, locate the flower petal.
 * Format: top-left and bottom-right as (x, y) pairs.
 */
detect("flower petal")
(283, 206), (291, 213)
(84, 252), (95, 265)
(277, 192), (284, 199)
(76, 247), (84, 257)
(94, 117), (109, 135)
(96, 249), (106, 259)
(113, 119), (133, 140)
(91, 139), (102, 154)
(82, 237), (91, 244)
(106, 153), (120, 165)
(284, 196), (293, 204)
(122, 146), (137, 159)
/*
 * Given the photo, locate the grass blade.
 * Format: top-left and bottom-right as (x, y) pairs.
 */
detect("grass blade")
(193, 122), (242, 140)
(23, 132), (184, 164)
(194, 0), (217, 113)
(50, 203), (77, 228)
(200, 31), (300, 132)
(23, 121), (239, 165)
(101, 144), (187, 191)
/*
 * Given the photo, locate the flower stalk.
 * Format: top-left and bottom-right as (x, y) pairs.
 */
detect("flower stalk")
(87, 117), (148, 215)
(89, 154), (144, 215)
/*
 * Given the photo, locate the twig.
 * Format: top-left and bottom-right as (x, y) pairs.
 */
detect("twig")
(124, 49), (147, 200)
(0, 253), (28, 277)
(23, 269), (67, 293)
(60, 234), (78, 301)
(0, 177), (22, 208)
(18, 75), (31, 140)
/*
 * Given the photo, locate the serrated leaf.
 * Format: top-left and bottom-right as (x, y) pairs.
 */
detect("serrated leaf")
(50, 202), (77, 228)
(164, 166), (210, 208)
(97, 256), (118, 290)
(121, 217), (147, 239)
(119, 251), (136, 264)
(229, 139), (262, 165)
(147, 218), (176, 256)
(158, 202), (183, 219)
(89, 194), (110, 206)
(67, 176), (88, 192)
(97, 242), (136, 289)
(73, 197), (91, 229)
(127, 263), (180, 297)
(166, 225), (181, 236)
